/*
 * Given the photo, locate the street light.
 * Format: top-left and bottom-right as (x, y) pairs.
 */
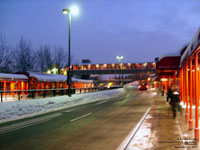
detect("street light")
(62, 5), (79, 97)
(116, 56), (123, 86)
(116, 56), (123, 62)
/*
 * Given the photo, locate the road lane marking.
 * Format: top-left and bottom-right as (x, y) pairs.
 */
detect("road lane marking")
(70, 112), (92, 122)
(0, 113), (61, 134)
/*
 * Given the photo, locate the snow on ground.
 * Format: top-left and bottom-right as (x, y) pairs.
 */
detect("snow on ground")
(0, 88), (125, 124)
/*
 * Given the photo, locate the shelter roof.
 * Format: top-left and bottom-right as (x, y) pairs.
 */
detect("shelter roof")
(0, 73), (28, 81)
(16, 72), (93, 83)
(180, 27), (200, 65)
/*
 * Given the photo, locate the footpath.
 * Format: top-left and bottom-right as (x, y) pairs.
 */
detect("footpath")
(124, 93), (200, 150)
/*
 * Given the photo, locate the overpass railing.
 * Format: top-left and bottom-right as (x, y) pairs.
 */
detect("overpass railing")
(0, 86), (122, 102)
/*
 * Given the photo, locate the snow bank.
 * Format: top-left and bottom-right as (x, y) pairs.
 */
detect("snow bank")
(0, 88), (125, 124)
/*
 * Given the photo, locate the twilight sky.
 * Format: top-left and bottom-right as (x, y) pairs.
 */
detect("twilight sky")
(0, 0), (200, 64)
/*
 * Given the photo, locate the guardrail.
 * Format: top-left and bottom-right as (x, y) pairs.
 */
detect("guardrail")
(0, 86), (122, 102)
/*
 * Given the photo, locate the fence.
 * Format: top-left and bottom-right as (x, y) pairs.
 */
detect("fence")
(0, 86), (121, 102)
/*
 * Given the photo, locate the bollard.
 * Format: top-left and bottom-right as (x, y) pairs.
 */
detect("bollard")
(43, 90), (46, 98)
(31, 91), (35, 99)
(53, 89), (56, 96)
(1, 92), (3, 102)
(18, 91), (21, 101)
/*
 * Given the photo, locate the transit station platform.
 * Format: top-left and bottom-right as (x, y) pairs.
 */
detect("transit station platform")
(125, 93), (200, 150)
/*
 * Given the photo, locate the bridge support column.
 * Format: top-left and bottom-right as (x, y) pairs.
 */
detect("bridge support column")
(168, 76), (171, 88)
(185, 63), (189, 122)
(194, 53), (199, 141)
(189, 59), (193, 130)
(179, 68), (182, 101)
(183, 67), (186, 105)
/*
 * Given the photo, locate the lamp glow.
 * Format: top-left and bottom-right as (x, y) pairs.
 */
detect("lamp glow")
(70, 5), (79, 15)
(160, 78), (168, 81)
(116, 56), (123, 62)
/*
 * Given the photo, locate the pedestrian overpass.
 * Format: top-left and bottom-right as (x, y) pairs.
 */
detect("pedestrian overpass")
(66, 62), (156, 85)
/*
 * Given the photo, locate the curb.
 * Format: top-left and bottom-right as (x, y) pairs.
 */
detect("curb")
(116, 105), (152, 150)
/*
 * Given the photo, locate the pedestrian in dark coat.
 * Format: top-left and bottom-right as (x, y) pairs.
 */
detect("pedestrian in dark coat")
(170, 86), (180, 119)
(167, 86), (173, 102)
(161, 85), (165, 96)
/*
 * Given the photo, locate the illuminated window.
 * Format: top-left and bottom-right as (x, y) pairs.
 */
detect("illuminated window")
(6, 82), (10, 90)
(143, 63), (147, 66)
(88, 64), (91, 70)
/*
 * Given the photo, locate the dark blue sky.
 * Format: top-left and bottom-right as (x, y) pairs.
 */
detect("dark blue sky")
(0, 0), (200, 64)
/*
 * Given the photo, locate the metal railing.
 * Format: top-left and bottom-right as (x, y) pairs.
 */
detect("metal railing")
(0, 86), (121, 102)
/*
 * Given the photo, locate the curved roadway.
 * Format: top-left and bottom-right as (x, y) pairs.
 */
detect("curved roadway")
(0, 88), (154, 150)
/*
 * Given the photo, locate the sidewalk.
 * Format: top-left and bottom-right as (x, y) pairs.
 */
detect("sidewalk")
(125, 93), (200, 150)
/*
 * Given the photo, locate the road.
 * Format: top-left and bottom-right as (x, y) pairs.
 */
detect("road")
(0, 88), (154, 150)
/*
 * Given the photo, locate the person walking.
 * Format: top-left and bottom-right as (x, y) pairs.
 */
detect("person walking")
(166, 84), (173, 102)
(166, 85), (173, 102)
(161, 85), (165, 96)
(170, 85), (180, 119)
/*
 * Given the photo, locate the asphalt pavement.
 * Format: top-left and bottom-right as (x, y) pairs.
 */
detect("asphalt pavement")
(0, 88), (154, 150)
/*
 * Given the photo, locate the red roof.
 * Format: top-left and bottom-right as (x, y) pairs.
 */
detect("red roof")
(156, 56), (180, 70)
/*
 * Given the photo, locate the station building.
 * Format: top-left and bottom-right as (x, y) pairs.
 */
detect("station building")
(156, 27), (200, 140)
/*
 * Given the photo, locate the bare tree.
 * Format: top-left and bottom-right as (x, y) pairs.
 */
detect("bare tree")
(53, 45), (67, 74)
(35, 45), (67, 73)
(35, 44), (53, 72)
(0, 35), (13, 72)
(35, 45), (49, 72)
(43, 45), (53, 71)
(14, 37), (35, 72)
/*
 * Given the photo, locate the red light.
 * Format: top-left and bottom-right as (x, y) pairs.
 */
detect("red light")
(146, 85), (148, 88)
(138, 85), (141, 88)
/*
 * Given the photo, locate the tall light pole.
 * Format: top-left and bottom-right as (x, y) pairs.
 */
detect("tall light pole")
(62, 6), (79, 96)
(116, 56), (123, 62)
(116, 56), (123, 86)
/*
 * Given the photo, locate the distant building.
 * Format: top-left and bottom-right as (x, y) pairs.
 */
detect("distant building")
(82, 59), (91, 64)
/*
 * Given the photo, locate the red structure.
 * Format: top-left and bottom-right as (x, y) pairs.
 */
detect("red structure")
(66, 62), (156, 72)
(179, 27), (200, 140)
(16, 72), (93, 89)
(156, 46), (186, 92)
(0, 73), (29, 96)
(156, 27), (200, 140)
(0, 72), (93, 100)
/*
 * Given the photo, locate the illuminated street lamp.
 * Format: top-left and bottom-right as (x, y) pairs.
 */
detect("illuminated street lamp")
(116, 56), (123, 69)
(62, 5), (79, 97)
(47, 70), (51, 74)
(52, 67), (58, 74)
(116, 56), (123, 62)
(116, 56), (123, 86)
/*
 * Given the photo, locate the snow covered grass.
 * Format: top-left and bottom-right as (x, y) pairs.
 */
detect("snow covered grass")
(0, 88), (125, 124)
